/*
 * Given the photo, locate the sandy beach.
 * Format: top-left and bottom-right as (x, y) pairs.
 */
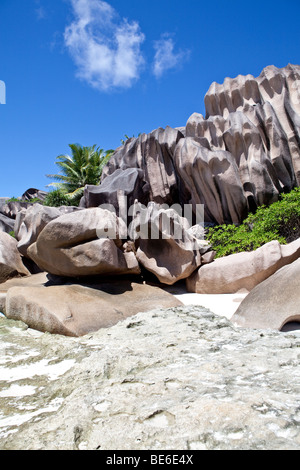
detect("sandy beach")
(162, 283), (249, 320)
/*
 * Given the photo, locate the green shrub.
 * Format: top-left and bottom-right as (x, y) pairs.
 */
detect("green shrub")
(43, 189), (72, 207)
(6, 197), (43, 205)
(5, 197), (20, 203)
(27, 197), (44, 204)
(207, 187), (300, 258)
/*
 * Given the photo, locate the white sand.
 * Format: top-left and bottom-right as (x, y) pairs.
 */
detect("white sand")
(173, 292), (249, 319)
(163, 284), (249, 320)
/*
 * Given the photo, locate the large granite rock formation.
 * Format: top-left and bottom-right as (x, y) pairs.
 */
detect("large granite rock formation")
(96, 126), (183, 206)
(81, 168), (147, 217)
(174, 137), (248, 225)
(19, 201), (212, 285)
(1, 63), (300, 337)
(181, 64), (300, 224)
(204, 65), (300, 189)
(88, 64), (300, 226)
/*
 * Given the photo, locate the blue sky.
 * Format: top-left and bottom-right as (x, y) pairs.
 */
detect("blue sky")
(0, 0), (300, 197)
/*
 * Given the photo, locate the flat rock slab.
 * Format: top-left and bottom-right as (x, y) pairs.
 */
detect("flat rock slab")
(231, 258), (300, 331)
(0, 272), (50, 293)
(4, 281), (182, 337)
(0, 272), (54, 312)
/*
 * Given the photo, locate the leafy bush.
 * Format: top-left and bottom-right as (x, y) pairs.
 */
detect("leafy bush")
(207, 187), (300, 258)
(6, 197), (44, 205)
(6, 197), (20, 202)
(43, 189), (72, 207)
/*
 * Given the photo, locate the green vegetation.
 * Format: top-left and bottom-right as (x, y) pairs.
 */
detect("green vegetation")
(120, 133), (141, 145)
(43, 189), (73, 207)
(207, 187), (300, 258)
(46, 143), (114, 206)
(6, 197), (44, 204)
(5, 197), (20, 203)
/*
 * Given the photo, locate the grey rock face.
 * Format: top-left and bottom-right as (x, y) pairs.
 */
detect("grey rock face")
(0, 201), (32, 220)
(82, 168), (148, 215)
(203, 64), (300, 189)
(232, 257), (300, 330)
(174, 136), (248, 225)
(181, 64), (300, 224)
(101, 126), (184, 205)
(0, 214), (15, 234)
(0, 306), (299, 450)
(0, 232), (30, 283)
(132, 202), (203, 284)
(14, 204), (82, 258)
(21, 188), (48, 202)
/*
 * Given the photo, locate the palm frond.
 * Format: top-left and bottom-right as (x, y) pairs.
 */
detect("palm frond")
(66, 187), (85, 197)
(46, 143), (115, 198)
(46, 174), (74, 182)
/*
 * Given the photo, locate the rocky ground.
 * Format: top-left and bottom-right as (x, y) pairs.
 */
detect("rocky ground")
(0, 305), (299, 450)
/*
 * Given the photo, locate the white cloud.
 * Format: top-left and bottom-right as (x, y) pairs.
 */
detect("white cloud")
(64, 0), (145, 91)
(34, 0), (47, 20)
(35, 7), (46, 20)
(153, 35), (188, 78)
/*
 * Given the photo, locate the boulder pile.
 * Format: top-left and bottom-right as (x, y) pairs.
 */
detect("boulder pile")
(1, 64), (300, 335)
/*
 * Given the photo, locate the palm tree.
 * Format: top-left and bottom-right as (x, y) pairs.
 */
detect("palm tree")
(46, 144), (114, 201)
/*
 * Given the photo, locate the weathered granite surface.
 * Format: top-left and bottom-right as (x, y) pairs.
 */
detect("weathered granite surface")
(186, 238), (300, 294)
(27, 208), (140, 277)
(0, 306), (299, 450)
(15, 204), (82, 258)
(95, 64), (300, 226)
(0, 214), (15, 234)
(0, 232), (30, 283)
(232, 257), (300, 330)
(3, 280), (182, 337)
